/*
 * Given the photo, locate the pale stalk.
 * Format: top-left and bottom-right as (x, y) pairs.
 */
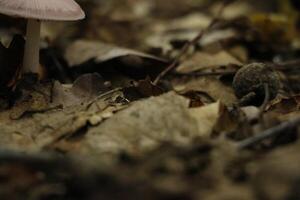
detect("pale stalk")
(23, 19), (41, 73)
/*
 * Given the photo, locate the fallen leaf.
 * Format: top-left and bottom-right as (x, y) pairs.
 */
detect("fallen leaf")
(78, 93), (194, 155)
(211, 1), (255, 19)
(65, 40), (165, 66)
(174, 77), (238, 106)
(147, 13), (212, 50)
(77, 92), (228, 157)
(10, 81), (53, 120)
(135, 79), (164, 97)
(266, 94), (300, 114)
(189, 101), (222, 137)
(176, 51), (242, 74)
(0, 87), (126, 151)
(65, 40), (169, 80)
(52, 73), (110, 107)
(122, 78), (164, 101)
(72, 73), (109, 98)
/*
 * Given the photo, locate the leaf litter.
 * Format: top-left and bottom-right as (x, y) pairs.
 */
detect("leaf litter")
(0, 0), (300, 199)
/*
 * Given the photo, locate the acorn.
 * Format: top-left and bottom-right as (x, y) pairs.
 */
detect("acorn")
(232, 63), (280, 106)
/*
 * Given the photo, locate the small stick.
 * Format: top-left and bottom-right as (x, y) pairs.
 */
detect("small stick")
(273, 59), (300, 70)
(85, 87), (122, 109)
(153, 28), (208, 85)
(153, 1), (236, 85)
(237, 115), (300, 149)
(0, 149), (66, 167)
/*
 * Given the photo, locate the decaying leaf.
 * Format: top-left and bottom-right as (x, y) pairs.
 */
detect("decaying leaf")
(80, 92), (199, 156)
(165, 13), (212, 31)
(0, 87), (126, 151)
(189, 101), (223, 137)
(52, 73), (110, 107)
(211, 1), (255, 19)
(65, 40), (167, 67)
(122, 78), (164, 101)
(146, 13), (212, 54)
(174, 77), (238, 106)
(1, 1), (300, 199)
(176, 51), (242, 74)
(77, 92), (227, 157)
(10, 81), (53, 120)
(65, 40), (169, 80)
(266, 94), (300, 114)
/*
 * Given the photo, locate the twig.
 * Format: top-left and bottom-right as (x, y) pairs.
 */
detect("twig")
(153, 29), (207, 85)
(0, 149), (67, 168)
(153, 1), (235, 85)
(273, 59), (300, 70)
(236, 115), (300, 149)
(85, 87), (122, 109)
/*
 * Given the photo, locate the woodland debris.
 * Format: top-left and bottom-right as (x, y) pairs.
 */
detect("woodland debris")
(233, 63), (281, 106)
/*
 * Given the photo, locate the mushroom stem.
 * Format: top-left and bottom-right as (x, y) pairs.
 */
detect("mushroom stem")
(23, 19), (41, 74)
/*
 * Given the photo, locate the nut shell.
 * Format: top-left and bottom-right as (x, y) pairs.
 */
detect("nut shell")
(233, 63), (280, 105)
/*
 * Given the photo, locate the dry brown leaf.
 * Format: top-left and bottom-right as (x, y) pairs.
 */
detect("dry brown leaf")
(0, 85), (126, 151)
(176, 51), (242, 74)
(211, 1), (255, 19)
(9, 81), (53, 120)
(65, 40), (167, 67)
(166, 13), (211, 31)
(80, 92), (199, 156)
(52, 73), (109, 107)
(146, 13), (211, 56)
(174, 77), (238, 106)
(266, 94), (300, 114)
(200, 29), (239, 48)
(189, 101), (222, 137)
(76, 92), (229, 158)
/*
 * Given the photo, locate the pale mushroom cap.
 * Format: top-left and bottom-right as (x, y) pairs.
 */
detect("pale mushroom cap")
(0, 0), (85, 21)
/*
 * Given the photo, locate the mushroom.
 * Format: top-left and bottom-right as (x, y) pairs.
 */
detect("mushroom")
(0, 0), (85, 75)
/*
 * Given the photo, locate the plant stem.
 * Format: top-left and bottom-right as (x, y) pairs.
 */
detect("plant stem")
(237, 116), (300, 149)
(23, 19), (41, 73)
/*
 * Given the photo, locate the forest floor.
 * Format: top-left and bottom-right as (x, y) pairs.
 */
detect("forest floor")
(0, 0), (300, 199)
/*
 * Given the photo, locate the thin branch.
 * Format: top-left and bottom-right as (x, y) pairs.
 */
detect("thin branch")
(0, 149), (66, 168)
(273, 59), (300, 70)
(153, 1), (236, 85)
(237, 116), (300, 149)
(153, 29), (207, 85)
(85, 87), (122, 110)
